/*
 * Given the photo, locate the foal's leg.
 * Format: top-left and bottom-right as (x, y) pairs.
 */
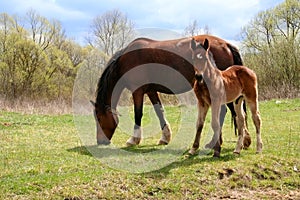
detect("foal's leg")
(126, 89), (144, 146)
(233, 97), (247, 154)
(206, 104), (226, 147)
(205, 100), (222, 157)
(147, 92), (172, 145)
(248, 100), (262, 153)
(189, 101), (209, 155)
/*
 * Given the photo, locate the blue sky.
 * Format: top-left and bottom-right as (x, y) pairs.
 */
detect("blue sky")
(1, 0), (284, 45)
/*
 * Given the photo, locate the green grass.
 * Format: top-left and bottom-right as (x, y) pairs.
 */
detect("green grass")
(0, 99), (299, 199)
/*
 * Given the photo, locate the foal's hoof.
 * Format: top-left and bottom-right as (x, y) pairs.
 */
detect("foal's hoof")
(256, 150), (262, 154)
(126, 137), (141, 146)
(158, 140), (168, 145)
(205, 141), (214, 149)
(243, 134), (252, 148)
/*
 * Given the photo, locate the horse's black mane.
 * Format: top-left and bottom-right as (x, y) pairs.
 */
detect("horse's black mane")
(95, 49), (125, 112)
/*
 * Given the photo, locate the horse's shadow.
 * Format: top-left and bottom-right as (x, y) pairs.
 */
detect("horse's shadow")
(67, 144), (239, 174)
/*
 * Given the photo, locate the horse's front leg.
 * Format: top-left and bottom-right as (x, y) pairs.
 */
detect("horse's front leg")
(126, 89), (144, 146)
(147, 92), (172, 145)
(205, 100), (222, 157)
(189, 100), (209, 155)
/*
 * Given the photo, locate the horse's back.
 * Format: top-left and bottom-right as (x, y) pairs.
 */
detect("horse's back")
(193, 35), (235, 69)
(126, 36), (190, 53)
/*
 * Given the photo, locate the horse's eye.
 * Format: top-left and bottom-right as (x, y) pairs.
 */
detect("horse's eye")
(197, 54), (202, 59)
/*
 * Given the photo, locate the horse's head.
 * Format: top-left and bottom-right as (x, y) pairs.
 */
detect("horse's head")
(190, 38), (210, 80)
(90, 101), (119, 145)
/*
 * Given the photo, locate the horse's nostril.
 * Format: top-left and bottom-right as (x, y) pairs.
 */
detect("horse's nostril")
(195, 74), (203, 81)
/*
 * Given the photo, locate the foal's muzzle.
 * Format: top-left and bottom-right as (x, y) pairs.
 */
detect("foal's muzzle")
(195, 73), (203, 81)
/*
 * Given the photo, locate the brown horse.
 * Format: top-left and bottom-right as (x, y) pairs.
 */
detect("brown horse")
(92, 35), (246, 146)
(189, 38), (262, 157)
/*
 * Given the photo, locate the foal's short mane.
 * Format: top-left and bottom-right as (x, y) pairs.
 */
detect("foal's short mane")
(96, 49), (125, 112)
(206, 50), (218, 68)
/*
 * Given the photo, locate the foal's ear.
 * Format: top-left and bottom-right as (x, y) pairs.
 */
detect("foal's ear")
(203, 38), (209, 51)
(90, 100), (96, 107)
(191, 38), (197, 50)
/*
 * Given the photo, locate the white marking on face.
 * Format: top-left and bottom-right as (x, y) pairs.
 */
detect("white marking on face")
(197, 53), (203, 59)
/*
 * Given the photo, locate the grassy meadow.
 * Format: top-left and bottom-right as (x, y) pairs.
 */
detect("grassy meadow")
(0, 99), (299, 199)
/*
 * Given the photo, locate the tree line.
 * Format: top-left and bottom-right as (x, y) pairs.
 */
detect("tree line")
(0, 0), (299, 104)
(241, 0), (300, 99)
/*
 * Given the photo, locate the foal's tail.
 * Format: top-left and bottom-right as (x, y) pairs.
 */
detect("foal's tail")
(227, 43), (248, 135)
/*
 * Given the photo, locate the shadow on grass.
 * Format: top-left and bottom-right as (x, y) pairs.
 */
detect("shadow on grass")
(149, 147), (239, 175)
(68, 144), (169, 155)
(67, 146), (92, 156)
(67, 144), (239, 174)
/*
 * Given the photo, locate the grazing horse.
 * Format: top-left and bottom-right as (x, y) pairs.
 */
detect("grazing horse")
(189, 38), (262, 157)
(92, 35), (247, 146)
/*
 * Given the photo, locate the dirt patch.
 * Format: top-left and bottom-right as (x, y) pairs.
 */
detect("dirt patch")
(215, 189), (300, 200)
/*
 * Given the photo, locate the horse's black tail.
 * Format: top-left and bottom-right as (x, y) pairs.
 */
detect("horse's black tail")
(227, 43), (243, 65)
(226, 43), (248, 136)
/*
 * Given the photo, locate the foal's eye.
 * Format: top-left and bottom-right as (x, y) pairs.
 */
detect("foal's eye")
(197, 53), (202, 59)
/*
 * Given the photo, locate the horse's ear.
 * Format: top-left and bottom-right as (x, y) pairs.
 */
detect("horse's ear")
(90, 100), (96, 107)
(191, 38), (197, 50)
(203, 38), (209, 51)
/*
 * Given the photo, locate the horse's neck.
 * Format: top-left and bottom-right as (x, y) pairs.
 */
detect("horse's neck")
(100, 72), (123, 111)
(107, 80), (123, 110)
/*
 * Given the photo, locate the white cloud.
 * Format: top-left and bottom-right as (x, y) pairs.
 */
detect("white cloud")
(1, 0), (284, 43)
(10, 0), (89, 21)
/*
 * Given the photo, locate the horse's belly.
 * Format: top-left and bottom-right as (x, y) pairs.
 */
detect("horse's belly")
(123, 63), (194, 94)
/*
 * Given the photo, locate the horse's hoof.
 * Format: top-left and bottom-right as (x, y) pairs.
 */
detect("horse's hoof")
(161, 123), (172, 144)
(97, 139), (111, 145)
(188, 148), (197, 155)
(126, 137), (141, 146)
(233, 151), (240, 155)
(213, 151), (220, 158)
(158, 140), (168, 145)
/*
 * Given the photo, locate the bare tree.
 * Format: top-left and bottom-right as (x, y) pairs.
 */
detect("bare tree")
(25, 9), (66, 51)
(87, 9), (135, 58)
(183, 20), (211, 37)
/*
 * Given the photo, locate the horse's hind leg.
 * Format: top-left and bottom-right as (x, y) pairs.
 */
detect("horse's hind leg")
(147, 92), (172, 145)
(248, 99), (262, 153)
(233, 97), (247, 154)
(189, 100), (209, 155)
(126, 89), (144, 146)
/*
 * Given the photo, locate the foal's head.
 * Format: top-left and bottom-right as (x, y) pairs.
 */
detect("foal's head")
(190, 38), (211, 79)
